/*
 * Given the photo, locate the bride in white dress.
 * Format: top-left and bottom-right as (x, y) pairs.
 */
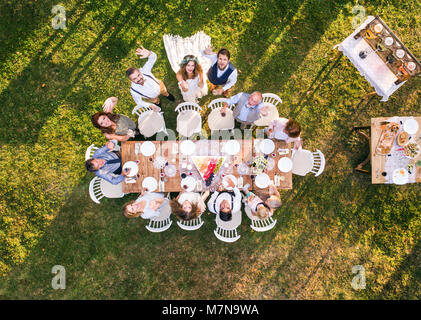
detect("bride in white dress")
(163, 31), (211, 102)
(176, 55), (207, 102)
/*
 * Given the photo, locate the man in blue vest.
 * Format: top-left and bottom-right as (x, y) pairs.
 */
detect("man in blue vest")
(126, 46), (175, 110)
(202, 47), (237, 97)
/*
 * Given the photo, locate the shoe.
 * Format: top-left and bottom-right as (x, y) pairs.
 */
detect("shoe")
(165, 93), (175, 101)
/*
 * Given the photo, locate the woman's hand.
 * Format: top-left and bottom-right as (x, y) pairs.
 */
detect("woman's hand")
(180, 80), (189, 92)
(102, 97), (118, 113)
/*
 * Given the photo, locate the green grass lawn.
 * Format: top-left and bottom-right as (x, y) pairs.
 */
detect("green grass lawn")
(0, 0), (420, 299)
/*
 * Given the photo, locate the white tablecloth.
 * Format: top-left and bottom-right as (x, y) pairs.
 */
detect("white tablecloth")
(334, 16), (405, 102)
(138, 111), (165, 138)
(177, 110), (202, 137)
(382, 116), (417, 184)
(208, 108), (235, 130)
(254, 103), (279, 126)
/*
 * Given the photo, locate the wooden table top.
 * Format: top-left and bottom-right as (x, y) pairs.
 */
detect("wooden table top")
(121, 139), (292, 193)
(371, 116), (421, 184)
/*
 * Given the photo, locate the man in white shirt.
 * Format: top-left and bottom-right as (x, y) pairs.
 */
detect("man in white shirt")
(201, 47), (237, 97)
(126, 46), (175, 110)
(207, 178), (242, 221)
(221, 91), (268, 129)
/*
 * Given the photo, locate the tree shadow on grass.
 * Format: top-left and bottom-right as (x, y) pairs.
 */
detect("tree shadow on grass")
(0, 0), (226, 145)
(235, 0), (347, 95)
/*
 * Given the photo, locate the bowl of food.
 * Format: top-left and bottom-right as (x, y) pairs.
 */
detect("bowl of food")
(397, 131), (409, 146)
(403, 142), (420, 159)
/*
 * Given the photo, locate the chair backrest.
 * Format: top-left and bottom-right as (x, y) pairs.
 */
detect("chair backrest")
(88, 176), (104, 204)
(175, 102), (202, 114)
(145, 217), (173, 233)
(132, 105), (152, 117)
(245, 206), (277, 232)
(85, 144), (98, 161)
(262, 93), (282, 107)
(207, 98), (230, 111)
(311, 149), (326, 176)
(145, 194), (173, 232)
(177, 215), (204, 231)
(291, 149), (313, 176)
(214, 225), (240, 243)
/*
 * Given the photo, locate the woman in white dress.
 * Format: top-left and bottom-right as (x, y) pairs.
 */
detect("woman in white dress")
(176, 55), (208, 102)
(123, 191), (170, 219)
(163, 31), (212, 102)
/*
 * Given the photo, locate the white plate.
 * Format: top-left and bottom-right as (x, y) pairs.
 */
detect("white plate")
(277, 157), (293, 172)
(403, 119), (419, 135)
(164, 164), (177, 177)
(224, 140), (241, 155)
(140, 141), (156, 156)
(180, 140), (196, 155)
(255, 173), (270, 189)
(259, 139), (275, 154)
(180, 176), (196, 192)
(392, 168), (409, 185)
(122, 161), (138, 177)
(142, 177), (158, 191)
(222, 175), (238, 190)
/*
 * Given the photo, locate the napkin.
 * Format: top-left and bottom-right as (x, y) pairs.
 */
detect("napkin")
(125, 177), (137, 184)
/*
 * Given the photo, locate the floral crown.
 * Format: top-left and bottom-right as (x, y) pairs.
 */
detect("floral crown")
(179, 56), (199, 67)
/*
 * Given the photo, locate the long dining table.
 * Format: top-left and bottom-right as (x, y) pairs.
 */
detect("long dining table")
(121, 139), (292, 193)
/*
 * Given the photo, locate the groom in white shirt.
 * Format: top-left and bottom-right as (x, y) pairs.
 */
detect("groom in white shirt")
(126, 46), (175, 110)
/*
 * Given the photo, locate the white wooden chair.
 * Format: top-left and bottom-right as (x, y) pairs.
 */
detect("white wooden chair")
(89, 176), (104, 204)
(132, 105), (168, 136)
(253, 93), (282, 127)
(175, 102), (202, 138)
(311, 149), (326, 176)
(292, 149), (325, 176)
(85, 144), (98, 161)
(88, 176), (125, 203)
(213, 210), (241, 243)
(145, 194), (173, 233)
(244, 206), (277, 232)
(177, 214), (205, 231)
(207, 98), (235, 133)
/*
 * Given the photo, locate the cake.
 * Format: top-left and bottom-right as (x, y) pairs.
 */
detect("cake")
(191, 156), (226, 186)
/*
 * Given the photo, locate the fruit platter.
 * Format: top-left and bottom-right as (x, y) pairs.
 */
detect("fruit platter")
(191, 156), (226, 187)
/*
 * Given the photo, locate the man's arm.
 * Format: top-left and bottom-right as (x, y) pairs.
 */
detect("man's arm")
(140, 51), (157, 75)
(207, 192), (219, 214)
(222, 68), (238, 92)
(232, 188), (242, 213)
(95, 171), (125, 185)
(222, 92), (242, 111)
(92, 144), (111, 158)
(103, 132), (131, 142)
(201, 49), (217, 65)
